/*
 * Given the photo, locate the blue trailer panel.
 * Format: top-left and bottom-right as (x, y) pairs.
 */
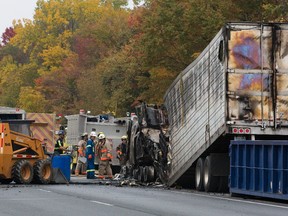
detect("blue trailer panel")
(230, 140), (288, 200)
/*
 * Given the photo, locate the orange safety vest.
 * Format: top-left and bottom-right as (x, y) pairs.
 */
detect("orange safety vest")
(100, 145), (113, 161)
(77, 140), (86, 157)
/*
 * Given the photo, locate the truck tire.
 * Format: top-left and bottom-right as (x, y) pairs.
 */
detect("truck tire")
(138, 166), (144, 182)
(0, 179), (13, 184)
(133, 168), (138, 179)
(195, 158), (205, 191)
(143, 166), (155, 183)
(143, 166), (148, 182)
(33, 159), (52, 184)
(12, 160), (33, 184)
(204, 156), (219, 192)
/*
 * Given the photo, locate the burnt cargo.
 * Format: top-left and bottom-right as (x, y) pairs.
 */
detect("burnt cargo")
(164, 22), (288, 189)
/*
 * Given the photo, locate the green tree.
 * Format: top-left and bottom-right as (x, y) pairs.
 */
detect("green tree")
(0, 56), (22, 106)
(18, 87), (48, 112)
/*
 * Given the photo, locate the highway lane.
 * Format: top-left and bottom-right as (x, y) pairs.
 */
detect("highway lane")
(0, 184), (287, 216)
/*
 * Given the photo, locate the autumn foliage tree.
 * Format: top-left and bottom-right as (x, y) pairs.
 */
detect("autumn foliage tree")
(0, 0), (286, 116)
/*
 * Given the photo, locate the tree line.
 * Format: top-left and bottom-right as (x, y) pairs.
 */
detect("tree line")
(0, 0), (287, 116)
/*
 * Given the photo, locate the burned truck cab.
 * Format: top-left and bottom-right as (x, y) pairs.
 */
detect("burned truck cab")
(127, 102), (170, 183)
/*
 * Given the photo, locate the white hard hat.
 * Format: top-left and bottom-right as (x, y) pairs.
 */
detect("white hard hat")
(121, 135), (128, 140)
(90, 131), (97, 137)
(81, 132), (88, 137)
(97, 132), (104, 138)
(98, 133), (106, 140)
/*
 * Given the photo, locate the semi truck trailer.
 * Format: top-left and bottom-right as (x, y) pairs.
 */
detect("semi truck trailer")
(127, 22), (288, 199)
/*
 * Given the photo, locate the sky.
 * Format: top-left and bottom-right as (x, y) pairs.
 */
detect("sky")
(0, 0), (135, 36)
(0, 0), (38, 35)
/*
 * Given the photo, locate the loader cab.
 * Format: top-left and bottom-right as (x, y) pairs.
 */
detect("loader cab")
(1, 119), (34, 137)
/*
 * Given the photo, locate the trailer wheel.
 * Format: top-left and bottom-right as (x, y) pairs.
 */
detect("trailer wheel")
(12, 160), (33, 184)
(204, 156), (219, 192)
(195, 158), (205, 191)
(33, 159), (52, 184)
(0, 179), (13, 184)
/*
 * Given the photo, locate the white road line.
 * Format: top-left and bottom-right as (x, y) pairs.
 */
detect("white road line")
(190, 192), (288, 210)
(0, 198), (53, 201)
(91, 200), (114, 206)
(37, 189), (51, 193)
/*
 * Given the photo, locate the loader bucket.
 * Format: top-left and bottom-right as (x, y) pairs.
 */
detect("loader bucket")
(51, 155), (71, 184)
(51, 168), (69, 184)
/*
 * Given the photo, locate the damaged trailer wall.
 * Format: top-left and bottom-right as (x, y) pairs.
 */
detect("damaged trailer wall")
(164, 23), (288, 187)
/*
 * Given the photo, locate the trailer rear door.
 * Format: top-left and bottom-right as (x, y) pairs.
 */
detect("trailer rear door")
(227, 23), (288, 128)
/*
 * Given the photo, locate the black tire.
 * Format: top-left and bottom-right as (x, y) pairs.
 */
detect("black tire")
(145, 166), (155, 182)
(0, 179), (13, 184)
(195, 158), (205, 191)
(133, 168), (138, 179)
(12, 160), (33, 184)
(143, 166), (148, 183)
(33, 159), (52, 184)
(204, 156), (219, 192)
(138, 166), (144, 182)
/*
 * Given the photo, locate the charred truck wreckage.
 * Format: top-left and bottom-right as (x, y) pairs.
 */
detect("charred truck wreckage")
(124, 22), (288, 200)
(126, 103), (171, 184)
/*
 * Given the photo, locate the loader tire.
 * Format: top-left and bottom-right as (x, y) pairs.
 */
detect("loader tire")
(195, 158), (205, 191)
(33, 159), (52, 184)
(12, 160), (33, 184)
(0, 179), (13, 184)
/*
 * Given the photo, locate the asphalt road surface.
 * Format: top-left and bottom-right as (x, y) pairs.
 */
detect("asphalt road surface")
(0, 184), (287, 216)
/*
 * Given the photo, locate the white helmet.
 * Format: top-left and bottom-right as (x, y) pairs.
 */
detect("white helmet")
(90, 131), (97, 137)
(81, 132), (88, 137)
(121, 135), (128, 140)
(98, 134), (106, 140)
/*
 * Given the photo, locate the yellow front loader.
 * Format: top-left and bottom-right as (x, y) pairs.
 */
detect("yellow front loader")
(0, 120), (52, 184)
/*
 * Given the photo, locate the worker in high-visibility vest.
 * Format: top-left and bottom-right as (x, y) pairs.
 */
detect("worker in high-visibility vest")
(97, 134), (113, 179)
(54, 130), (68, 155)
(85, 132), (97, 179)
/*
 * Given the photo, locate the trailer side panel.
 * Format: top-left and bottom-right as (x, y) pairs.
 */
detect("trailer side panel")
(165, 28), (226, 186)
